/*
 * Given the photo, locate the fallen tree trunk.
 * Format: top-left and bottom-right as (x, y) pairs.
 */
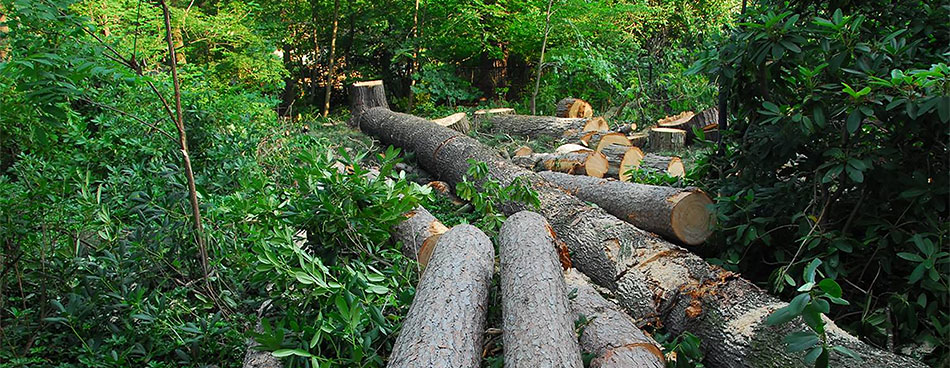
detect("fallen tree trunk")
(472, 108), (514, 130)
(388, 225), (494, 368)
(556, 97), (593, 118)
(393, 206), (448, 268)
(600, 144), (643, 181)
(499, 211), (583, 368)
(487, 114), (596, 139)
(431, 112), (472, 134)
(511, 151), (608, 178)
(583, 132), (632, 153)
(664, 107), (718, 145)
(628, 132), (649, 147)
(358, 107), (924, 368)
(348, 80), (388, 127)
(538, 171), (714, 246)
(565, 269), (664, 368)
(640, 154), (685, 178)
(648, 127), (686, 152)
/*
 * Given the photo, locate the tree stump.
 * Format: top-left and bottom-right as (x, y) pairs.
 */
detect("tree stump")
(556, 97), (593, 118)
(348, 80), (388, 128)
(661, 108), (719, 145)
(387, 225), (494, 368)
(648, 127), (686, 152)
(499, 211), (583, 368)
(431, 112), (472, 134)
(640, 154), (685, 178)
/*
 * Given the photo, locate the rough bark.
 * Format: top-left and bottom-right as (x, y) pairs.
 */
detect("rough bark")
(472, 108), (515, 130)
(387, 225), (494, 368)
(487, 114), (591, 138)
(359, 107), (924, 368)
(511, 151), (608, 178)
(640, 154), (685, 178)
(648, 127), (686, 152)
(538, 172), (714, 246)
(392, 206), (448, 268)
(499, 211), (583, 368)
(600, 144), (644, 181)
(616, 122), (638, 135)
(556, 97), (593, 118)
(668, 108), (718, 145)
(432, 112), (472, 134)
(348, 80), (388, 127)
(565, 269), (664, 368)
(584, 132), (632, 153)
(628, 132), (649, 147)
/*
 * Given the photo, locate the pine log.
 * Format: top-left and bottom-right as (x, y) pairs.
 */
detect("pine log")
(555, 143), (592, 154)
(514, 145), (534, 157)
(472, 108), (515, 130)
(393, 206), (448, 268)
(486, 114), (591, 139)
(431, 112), (472, 134)
(387, 225), (494, 368)
(628, 132), (649, 147)
(648, 127), (686, 152)
(510, 151), (608, 178)
(538, 172), (714, 246)
(556, 97), (594, 118)
(348, 80), (388, 127)
(358, 107), (924, 368)
(640, 154), (685, 178)
(581, 132), (632, 153)
(499, 211), (584, 368)
(565, 269), (665, 368)
(600, 144), (644, 181)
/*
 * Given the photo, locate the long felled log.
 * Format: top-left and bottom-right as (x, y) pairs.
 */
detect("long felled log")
(600, 143), (643, 181)
(556, 97), (593, 118)
(486, 114), (597, 139)
(387, 225), (494, 368)
(511, 151), (609, 178)
(348, 80), (388, 127)
(640, 154), (685, 178)
(565, 269), (664, 368)
(393, 206), (448, 268)
(472, 107), (514, 130)
(359, 107), (924, 368)
(499, 211), (583, 368)
(432, 112), (472, 134)
(538, 171), (714, 246)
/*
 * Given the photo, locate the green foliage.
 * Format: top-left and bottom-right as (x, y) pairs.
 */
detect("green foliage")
(409, 63), (480, 113)
(694, 0), (949, 363)
(454, 159), (540, 234)
(655, 331), (705, 368)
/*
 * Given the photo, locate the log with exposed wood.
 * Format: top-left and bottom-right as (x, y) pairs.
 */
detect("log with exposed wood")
(538, 171), (714, 246)
(616, 122), (638, 135)
(431, 112), (472, 134)
(660, 108), (719, 145)
(640, 154), (685, 178)
(556, 97), (594, 118)
(599, 144), (644, 181)
(486, 114), (602, 139)
(565, 269), (665, 368)
(499, 211), (583, 368)
(472, 107), (515, 130)
(582, 132), (632, 153)
(393, 206), (448, 269)
(554, 143), (591, 154)
(387, 225), (494, 368)
(657, 111), (694, 127)
(586, 116), (610, 132)
(628, 132), (649, 147)
(358, 107), (923, 368)
(648, 127), (686, 152)
(347, 80), (388, 127)
(514, 145), (534, 157)
(510, 151), (608, 178)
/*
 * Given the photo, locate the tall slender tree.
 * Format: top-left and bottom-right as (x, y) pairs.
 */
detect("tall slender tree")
(407, 0), (421, 112)
(322, 0), (340, 117)
(530, 0), (554, 115)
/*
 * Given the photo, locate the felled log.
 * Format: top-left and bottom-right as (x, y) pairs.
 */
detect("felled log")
(582, 132), (632, 153)
(486, 114), (597, 139)
(388, 225), (494, 368)
(565, 269), (665, 368)
(510, 151), (608, 178)
(538, 172), (714, 246)
(348, 80), (388, 127)
(586, 116), (610, 132)
(664, 108), (718, 145)
(600, 144), (644, 181)
(656, 111), (694, 127)
(431, 112), (471, 134)
(556, 97), (593, 118)
(472, 107), (514, 130)
(628, 132), (649, 147)
(393, 206), (448, 269)
(616, 122), (638, 135)
(554, 143), (591, 154)
(358, 107), (924, 368)
(499, 211), (583, 368)
(640, 154), (685, 178)
(514, 146), (534, 157)
(648, 127), (686, 152)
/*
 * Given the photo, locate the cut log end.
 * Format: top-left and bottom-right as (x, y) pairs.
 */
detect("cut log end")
(555, 143), (592, 154)
(556, 98), (593, 118)
(432, 112), (472, 134)
(584, 152), (609, 178)
(668, 157), (685, 178)
(670, 190), (715, 246)
(618, 147), (644, 182)
(514, 146), (534, 157)
(594, 133), (632, 153)
(584, 117), (609, 132)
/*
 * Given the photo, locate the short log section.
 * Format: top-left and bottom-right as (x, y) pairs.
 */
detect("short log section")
(511, 151), (608, 178)
(640, 154), (685, 178)
(387, 225), (494, 368)
(648, 127), (686, 152)
(499, 211), (583, 368)
(431, 112), (471, 134)
(556, 97), (593, 118)
(600, 144), (644, 181)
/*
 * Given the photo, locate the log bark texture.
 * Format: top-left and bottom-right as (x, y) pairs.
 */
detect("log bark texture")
(628, 132), (649, 147)
(387, 225), (494, 368)
(600, 144), (643, 181)
(648, 127), (686, 152)
(556, 97), (593, 118)
(511, 151), (608, 178)
(565, 269), (664, 368)
(538, 172), (714, 246)
(499, 211), (583, 368)
(358, 107), (924, 368)
(392, 206), (448, 268)
(472, 108), (514, 130)
(487, 114), (591, 138)
(348, 80), (388, 127)
(640, 154), (685, 178)
(664, 107), (718, 145)
(432, 112), (472, 134)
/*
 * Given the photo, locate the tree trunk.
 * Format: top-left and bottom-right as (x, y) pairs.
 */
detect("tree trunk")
(616, 122), (638, 135)
(556, 97), (593, 118)
(499, 211), (583, 368)
(538, 171), (714, 246)
(640, 154), (685, 178)
(347, 80), (388, 127)
(648, 127), (686, 152)
(628, 132), (649, 147)
(358, 107), (924, 368)
(407, 0), (420, 112)
(472, 107), (514, 130)
(530, 0), (555, 115)
(431, 112), (471, 134)
(322, 0), (340, 117)
(393, 206), (448, 269)
(387, 225), (494, 368)
(511, 151), (608, 178)
(583, 132), (632, 153)
(565, 269), (664, 368)
(600, 144), (643, 181)
(660, 108), (718, 145)
(487, 114), (593, 139)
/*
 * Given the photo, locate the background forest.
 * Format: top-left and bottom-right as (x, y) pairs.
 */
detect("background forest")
(0, 0), (947, 367)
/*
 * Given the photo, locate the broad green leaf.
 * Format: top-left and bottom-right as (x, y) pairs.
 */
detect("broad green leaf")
(818, 279), (843, 298)
(803, 258), (822, 283)
(785, 330), (819, 352)
(846, 110), (862, 134)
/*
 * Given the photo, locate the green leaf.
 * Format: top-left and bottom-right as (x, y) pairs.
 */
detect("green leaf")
(366, 285), (390, 294)
(846, 110), (862, 134)
(785, 330), (819, 352)
(803, 258), (822, 283)
(897, 252), (924, 262)
(831, 346), (863, 360)
(797, 281), (815, 292)
(908, 263), (928, 283)
(273, 349), (313, 358)
(818, 279), (842, 298)
(846, 165), (864, 183)
(763, 101), (780, 114)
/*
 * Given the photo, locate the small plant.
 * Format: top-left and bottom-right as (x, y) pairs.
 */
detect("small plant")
(454, 159), (540, 233)
(655, 330), (705, 368)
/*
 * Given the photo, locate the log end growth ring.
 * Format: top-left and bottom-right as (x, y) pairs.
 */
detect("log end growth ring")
(670, 191), (715, 245)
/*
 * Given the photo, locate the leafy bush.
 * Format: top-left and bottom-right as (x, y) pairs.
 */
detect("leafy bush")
(454, 159), (540, 234)
(410, 63), (480, 113)
(693, 1), (949, 363)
